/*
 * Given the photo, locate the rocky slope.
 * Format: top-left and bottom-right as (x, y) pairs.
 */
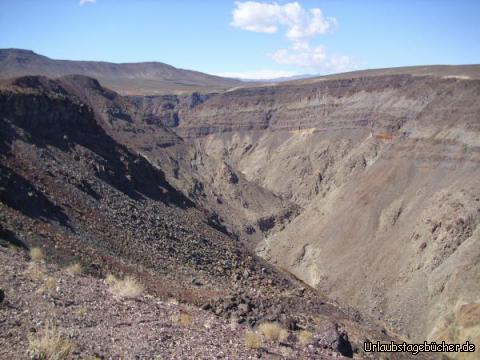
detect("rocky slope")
(2, 246), (381, 360)
(0, 49), (243, 95)
(130, 74), (480, 347)
(0, 75), (421, 359)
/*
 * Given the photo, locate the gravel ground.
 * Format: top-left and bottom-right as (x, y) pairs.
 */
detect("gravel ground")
(0, 246), (352, 359)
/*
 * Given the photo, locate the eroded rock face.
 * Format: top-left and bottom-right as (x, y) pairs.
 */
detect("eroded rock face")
(130, 74), (480, 342)
(2, 72), (479, 348)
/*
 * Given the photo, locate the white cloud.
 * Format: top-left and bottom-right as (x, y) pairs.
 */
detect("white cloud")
(79, 0), (96, 5)
(231, 1), (336, 41)
(231, 1), (356, 74)
(215, 69), (300, 80)
(272, 43), (357, 73)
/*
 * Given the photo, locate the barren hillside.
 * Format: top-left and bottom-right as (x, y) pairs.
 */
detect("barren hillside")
(0, 49), (243, 95)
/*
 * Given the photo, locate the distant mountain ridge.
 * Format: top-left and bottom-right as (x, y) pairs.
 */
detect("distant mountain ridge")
(0, 48), (244, 95)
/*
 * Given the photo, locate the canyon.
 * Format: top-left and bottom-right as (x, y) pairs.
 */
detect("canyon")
(127, 71), (480, 344)
(1, 49), (479, 358)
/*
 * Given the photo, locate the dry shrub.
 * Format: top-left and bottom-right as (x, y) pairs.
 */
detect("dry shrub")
(28, 323), (74, 360)
(258, 322), (288, 342)
(37, 277), (58, 296)
(24, 262), (45, 281)
(170, 312), (192, 327)
(179, 312), (193, 327)
(105, 273), (118, 286)
(245, 330), (262, 349)
(65, 263), (82, 276)
(171, 310), (194, 327)
(45, 277), (57, 293)
(298, 330), (313, 345)
(30, 247), (45, 262)
(108, 275), (143, 299)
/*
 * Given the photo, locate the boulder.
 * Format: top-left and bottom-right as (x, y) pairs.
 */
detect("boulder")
(317, 324), (353, 358)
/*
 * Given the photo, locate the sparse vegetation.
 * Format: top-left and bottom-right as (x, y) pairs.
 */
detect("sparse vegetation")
(105, 273), (117, 286)
(258, 322), (288, 342)
(107, 274), (143, 299)
(37, 276), (57, 296)
(244, 330), (262, 349)
(65, 263), (82, 276)
(298, 330), (313, 346)
(45, 277), (57, 293)
(76, 305), (87, 317)
(24, 262), (45, 281)
(179, 312), (193, 327)
(30, 247), (45, 262)
(28, 323), (74, 360)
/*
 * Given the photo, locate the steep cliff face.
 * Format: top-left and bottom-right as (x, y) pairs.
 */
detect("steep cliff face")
(133, 74), (480, 342)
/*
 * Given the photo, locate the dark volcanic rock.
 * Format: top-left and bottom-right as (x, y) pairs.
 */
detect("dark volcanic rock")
(317, 324), (353, 358)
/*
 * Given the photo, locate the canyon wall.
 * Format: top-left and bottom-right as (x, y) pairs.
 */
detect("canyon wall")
(138, 74), (480, 343)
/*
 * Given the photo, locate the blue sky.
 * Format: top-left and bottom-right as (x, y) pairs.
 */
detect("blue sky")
(1, 0), (479, 79)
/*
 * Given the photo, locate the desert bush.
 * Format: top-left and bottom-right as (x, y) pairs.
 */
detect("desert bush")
(65, 263), (82, 276)
(245, 330), (262, 349)
(30, 247), (44, 262)
(298, 330), (313, 345)
(28, 323), (74, 360)
(258, 322), (288, 342)
(108, 275), (143, 299)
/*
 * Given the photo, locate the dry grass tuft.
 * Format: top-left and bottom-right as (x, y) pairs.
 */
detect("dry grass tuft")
(30, 247), (45, 262)
(76, 305), (87, 317)
(245, 330), (262, 349)
(107, 275), (143, 299)
(45, 277), (57, 293)
(28, 323), (74, 360)
(65, 263), (82, 276)
(37, 276), (58, 296)
(258, 322), (288, 342)
(298, 330), (313, 345)
(24, 262), (45, 281)
(178, 312), (193, 327)
(105, 273), (118, 286)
